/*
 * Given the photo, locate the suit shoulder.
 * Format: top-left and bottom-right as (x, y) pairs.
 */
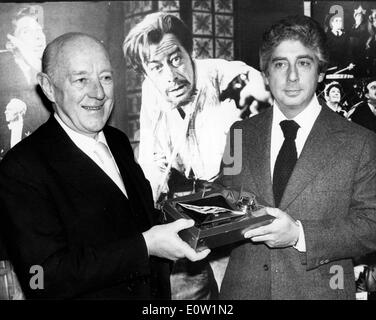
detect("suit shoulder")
(356, 125), (376, 146)
(230, 109), (271, 131)
(104, 126), (135, 152)
(338, 112), (374, 135)
(104, 126), (130, 141)
(329, 111), (376, 145)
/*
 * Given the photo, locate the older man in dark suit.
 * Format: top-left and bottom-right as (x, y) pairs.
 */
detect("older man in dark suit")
(219, 15), (376, 300)
(0, 32), (209, 299)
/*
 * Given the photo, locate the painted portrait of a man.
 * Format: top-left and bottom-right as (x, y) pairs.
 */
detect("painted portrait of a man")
(0, 5), (50, 160)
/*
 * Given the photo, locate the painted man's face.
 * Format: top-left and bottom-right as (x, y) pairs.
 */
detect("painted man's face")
(331, 17), (343, 32)
(14, 16), (46, 59)
(354, 13), (363, 25)
(367, 81), (376, 103)
(328, 87), (341, 103)
(142, 33), (195, 109)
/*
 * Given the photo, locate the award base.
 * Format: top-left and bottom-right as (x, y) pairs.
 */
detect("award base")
(162, 187), (274, 251)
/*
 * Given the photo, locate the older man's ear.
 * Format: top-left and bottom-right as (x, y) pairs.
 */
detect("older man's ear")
(37, 72), (56, 104)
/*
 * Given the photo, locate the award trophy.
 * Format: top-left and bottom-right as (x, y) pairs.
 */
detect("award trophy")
(162, 186), (275, 250)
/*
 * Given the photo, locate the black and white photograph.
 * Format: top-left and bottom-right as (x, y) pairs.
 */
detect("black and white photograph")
(0, 0), (375, 308)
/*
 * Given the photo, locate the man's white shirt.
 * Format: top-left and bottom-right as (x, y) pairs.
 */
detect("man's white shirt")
(270, 96), (322, 252)
(54, 113), (127, 197)
(138, 58), (264, 198)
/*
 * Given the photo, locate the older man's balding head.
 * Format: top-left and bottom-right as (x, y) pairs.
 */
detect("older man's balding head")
(41, 32), (108, 83)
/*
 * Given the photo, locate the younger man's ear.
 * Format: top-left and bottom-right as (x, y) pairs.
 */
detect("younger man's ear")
(261, 71), (271, 91)
(261, 71), (269, 86)
(318, 72), (325, 83)
(37, 72), (56, 104)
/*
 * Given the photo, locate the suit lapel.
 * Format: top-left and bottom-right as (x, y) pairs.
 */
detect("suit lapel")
(44, 117), (127, 204)
(104, 128), (154, 228)
(37, 117), (154, 233)
(280, 108), (348, 210)
(246, 109), (275, 206)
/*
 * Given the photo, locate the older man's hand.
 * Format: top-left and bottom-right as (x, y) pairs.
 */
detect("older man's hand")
(244, 207), (300, 248)
(142, 219), (210, 261)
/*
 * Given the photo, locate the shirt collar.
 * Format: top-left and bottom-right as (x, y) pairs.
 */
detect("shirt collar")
(54, 113), (107, 150)
(272, 95), (322, 132)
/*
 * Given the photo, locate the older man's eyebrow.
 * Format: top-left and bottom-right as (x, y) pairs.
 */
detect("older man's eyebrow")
(71, 71), (89, 76)
(100, 68), (114, 74)
(70, 69), (113, 76)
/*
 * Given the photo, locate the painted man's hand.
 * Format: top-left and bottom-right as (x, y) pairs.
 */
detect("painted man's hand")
(239, 71), (271, 107)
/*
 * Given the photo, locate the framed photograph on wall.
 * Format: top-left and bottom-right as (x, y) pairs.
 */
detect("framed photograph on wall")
(310, 1), (376, 112)
(0, 4), (51, 161)
(0, 2), (132, 162)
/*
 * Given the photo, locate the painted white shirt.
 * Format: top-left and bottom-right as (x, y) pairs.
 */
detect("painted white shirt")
(138, 58), (265, 199)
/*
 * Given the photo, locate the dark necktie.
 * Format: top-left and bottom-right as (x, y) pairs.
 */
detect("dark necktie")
(273, 120), (300, 207)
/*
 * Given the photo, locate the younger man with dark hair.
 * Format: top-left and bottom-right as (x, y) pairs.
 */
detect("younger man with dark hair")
(219, 15), (376, 300)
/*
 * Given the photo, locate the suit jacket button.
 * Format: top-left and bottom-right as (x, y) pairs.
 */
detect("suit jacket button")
(263, 264), (269, 271)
